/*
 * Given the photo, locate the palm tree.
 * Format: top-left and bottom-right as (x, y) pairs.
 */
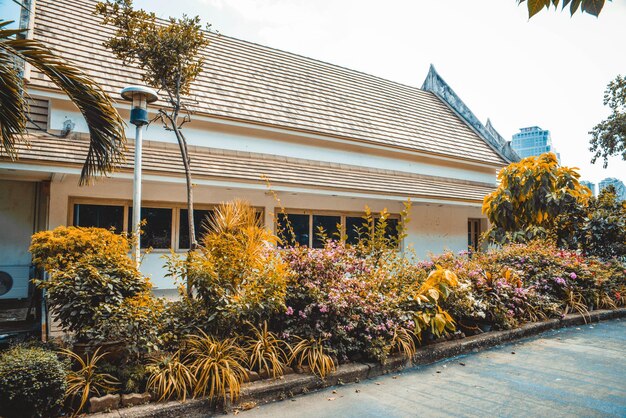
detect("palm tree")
(0, 20), (125, 184)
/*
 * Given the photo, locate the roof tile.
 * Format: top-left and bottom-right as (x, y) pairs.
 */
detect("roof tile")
(29, 0), (506, 166)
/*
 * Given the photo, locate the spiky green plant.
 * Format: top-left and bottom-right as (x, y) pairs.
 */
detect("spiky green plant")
(0, 20), (125, 184)
(146, 350), (195, 402)
(389, 326), (417, 361)
(186, 331), (248, 402)
(289, 338), (336, 379)
(60, 348), (119, 416)
(242, 321), (289, 378)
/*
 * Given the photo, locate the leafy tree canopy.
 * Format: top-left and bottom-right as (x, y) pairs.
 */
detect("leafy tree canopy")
(589, 75), (626, 167)
(577, 185), (626, 259)
(95, 0), (212, 251)
(95, 0), (210, 98)
(518, 0), (610, 18)
(483, 153), (591, 246)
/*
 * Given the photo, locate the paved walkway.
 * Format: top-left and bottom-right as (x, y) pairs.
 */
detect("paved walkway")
(237, 319), (626, 417)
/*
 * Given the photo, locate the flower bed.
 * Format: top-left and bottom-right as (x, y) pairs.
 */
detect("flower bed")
(7, 202), (624, 416)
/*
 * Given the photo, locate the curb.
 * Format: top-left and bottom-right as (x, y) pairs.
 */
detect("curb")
(92, 308), (626, 418)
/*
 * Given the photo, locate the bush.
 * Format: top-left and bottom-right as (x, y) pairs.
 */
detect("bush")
(0, 346), (67, 418)
(577, 185), (626, 260)
(278, 241), (457, 363)
(482, 153), (590, 247)
(30, 225), (131, 271)
(436, 240), (626, 332)
(165, 201), (288, 337)
(30, 226), (154, 345)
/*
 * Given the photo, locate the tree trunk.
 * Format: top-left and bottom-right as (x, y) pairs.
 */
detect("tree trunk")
(171, 125), (196, 297)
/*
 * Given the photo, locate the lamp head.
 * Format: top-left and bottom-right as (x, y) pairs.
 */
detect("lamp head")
(120, 86), (159, 126)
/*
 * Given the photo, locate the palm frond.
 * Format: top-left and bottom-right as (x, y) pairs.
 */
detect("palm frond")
(0, 47), (26, 158)
(0, 21), (125, 184)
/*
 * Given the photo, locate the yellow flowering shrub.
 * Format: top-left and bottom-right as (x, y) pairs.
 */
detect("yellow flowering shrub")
(30, 226), (156, 347)
(165, 200), (288, 337)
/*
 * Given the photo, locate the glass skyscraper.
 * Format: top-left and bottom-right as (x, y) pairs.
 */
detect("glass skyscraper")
(580, 180), (596, 196)
(511, 126), (560, 162)
(599, 177), (626, 201)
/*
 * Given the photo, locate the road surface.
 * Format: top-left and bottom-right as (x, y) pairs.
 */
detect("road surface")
(237, 319), (626, 417)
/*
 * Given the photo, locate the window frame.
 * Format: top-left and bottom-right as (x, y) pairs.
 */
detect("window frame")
(276, 208), (403, 249)
(68, 197), (264, 252)
(468, 218), (482, 252)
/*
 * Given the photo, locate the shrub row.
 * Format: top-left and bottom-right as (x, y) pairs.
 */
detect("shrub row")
(4, 201), (623, 416)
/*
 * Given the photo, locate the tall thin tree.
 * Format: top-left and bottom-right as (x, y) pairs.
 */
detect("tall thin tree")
(96, 0), (211, 252)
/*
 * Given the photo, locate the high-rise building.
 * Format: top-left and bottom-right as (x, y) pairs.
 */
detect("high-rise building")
(599, 178), (626, 201)
(511, 126), (560, 162)
(580, 180), (596, 196)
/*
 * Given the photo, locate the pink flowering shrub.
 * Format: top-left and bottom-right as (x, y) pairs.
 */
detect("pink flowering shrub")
(435, 240), (625, 332)
(489, 241), (625, 312)
(277, 241), (456, 363)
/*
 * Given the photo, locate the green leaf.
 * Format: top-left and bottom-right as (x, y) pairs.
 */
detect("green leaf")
(528, 0), (550, 17)
(569, 0), (583, 13)
(581, 0), (605, 16)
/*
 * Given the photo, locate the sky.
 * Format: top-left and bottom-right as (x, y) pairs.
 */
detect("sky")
(2, 0), (625, 186)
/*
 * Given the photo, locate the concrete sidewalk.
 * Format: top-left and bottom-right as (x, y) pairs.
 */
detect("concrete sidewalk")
(237, 319), (626, 418)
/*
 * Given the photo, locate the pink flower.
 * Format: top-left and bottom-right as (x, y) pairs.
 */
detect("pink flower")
(286, 306), (294, 316)
(569, 272), (577, 280)
(319, 305), (329, 313)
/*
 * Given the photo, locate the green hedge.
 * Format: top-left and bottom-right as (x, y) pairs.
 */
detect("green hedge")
(0, 346), (67, 418)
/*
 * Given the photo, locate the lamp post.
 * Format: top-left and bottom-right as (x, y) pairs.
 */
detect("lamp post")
(120, 86), (159, 266)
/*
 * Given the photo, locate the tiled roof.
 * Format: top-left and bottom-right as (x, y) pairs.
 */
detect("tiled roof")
(28, 0), (507, 166)
(9, 132), (494, 203)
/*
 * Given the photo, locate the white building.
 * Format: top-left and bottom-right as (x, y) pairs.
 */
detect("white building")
(0, 0), (517, 312)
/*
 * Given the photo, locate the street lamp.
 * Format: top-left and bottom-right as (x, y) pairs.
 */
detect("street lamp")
(120, 85), (159, 266)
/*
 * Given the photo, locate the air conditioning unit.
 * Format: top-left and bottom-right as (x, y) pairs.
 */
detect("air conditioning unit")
(0, 266), (30, 300)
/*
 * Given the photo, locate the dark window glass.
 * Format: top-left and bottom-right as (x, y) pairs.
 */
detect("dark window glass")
(73, 204), (123, 232)
(312, 215), (340, 248)
(277, 214), (309, 247)
(128, 207), (172, 249)
(179, 209), (214, 249)
(345, 216), (366, 245)
(468, 219), (480, 251)
(375, 217), (400, 245)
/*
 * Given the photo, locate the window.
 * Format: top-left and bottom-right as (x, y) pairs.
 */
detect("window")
(179, 209), (214, 249)
(277, 211), (401, 248)
(71, 199), (264, 252)
(128, 207), (173, 249)
(312, 215), (340, 248)
(468, 219), (481, 251)
(277, 213), (310, 247)
(345, 216), (366, 245)
(73, 203), (124, 231)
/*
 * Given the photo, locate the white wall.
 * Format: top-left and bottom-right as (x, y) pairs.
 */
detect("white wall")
(48, 175), (483, 290)
(46, 101), (498, 186)
(0, 180), (36, 266)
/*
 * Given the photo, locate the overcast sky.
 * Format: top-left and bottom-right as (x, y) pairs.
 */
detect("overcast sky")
(2, 0), (625, 185)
